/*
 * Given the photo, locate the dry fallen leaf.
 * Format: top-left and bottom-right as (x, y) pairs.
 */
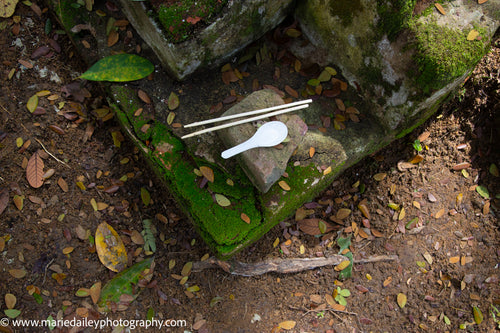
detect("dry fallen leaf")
(5, 293), (16, 309)
(199, 166), (215, 183)
(434, 208), (445, 219)
(435, 3), (446, 15)
(278, 180), (291, 191)
(26, 151), (44, 188)
(240, 213), (251, 224)
(279, 320), (296, 330)
(449, 256), (460, 264)
(467, 29), (479, 41)
(335, 260), (351, 271)
(95, 222), (128, 272)
(397, 293), (407, 308)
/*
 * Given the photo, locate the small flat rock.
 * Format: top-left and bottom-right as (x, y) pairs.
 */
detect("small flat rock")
(218, 90), (308, 192)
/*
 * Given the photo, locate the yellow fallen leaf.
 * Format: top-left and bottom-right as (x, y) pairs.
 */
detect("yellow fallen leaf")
(467, 29), (479, 41)
(309, 147), (315, 158)
(435, 208), (445, 219)
(95, 222), (128, 272)
(279, 320), (296, 330)
(199, 166), (214, 183)
(373, 173), (386, 181)
(62, 247), (74, 255)
(397, 293), (407, 308)
(449, 256), (460, 264)
(435, 3), (446, 15)
(335, 260), (351, 271)
(278, 180), (291, 191)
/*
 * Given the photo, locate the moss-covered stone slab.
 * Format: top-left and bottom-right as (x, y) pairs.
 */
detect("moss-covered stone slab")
(118, 0), (295, 80)
(48, 0), (497, 259)
(294, 0), (499, 132)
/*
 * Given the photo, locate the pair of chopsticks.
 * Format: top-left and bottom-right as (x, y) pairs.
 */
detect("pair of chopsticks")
(181, 99), (312, 139)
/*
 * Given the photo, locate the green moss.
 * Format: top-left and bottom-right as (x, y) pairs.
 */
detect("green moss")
(329, 0), (362, 26)
(109, 85), (263, 253)
(409, 21), (488, 93)
(51, 0), (90, 40)
(377, 0), (416, 40)
(156, 0), (228, 43)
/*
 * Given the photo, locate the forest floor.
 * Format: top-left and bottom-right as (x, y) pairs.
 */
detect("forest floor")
(0, 2), (499, 333)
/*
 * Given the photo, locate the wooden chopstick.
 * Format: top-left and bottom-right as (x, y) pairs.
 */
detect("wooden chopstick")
(181, 103), (309, 139)
(183, 99), (312, 128)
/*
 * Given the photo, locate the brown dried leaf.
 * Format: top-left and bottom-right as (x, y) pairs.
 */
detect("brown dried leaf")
(107, 29), (119, 47)
(5, 293), (16, 309)
(58, 177), (69, 192)
(49, 125), (65, 135)
(417, 131), (430, 142)
(138, 89), (151, 104)
(383, 276), (392, 287)
(435, 3), (446, 15)
(452, 162), (471, 170)
(298, 219), (336, 235)
(357, 201), (371, 219)
(199, 166), (214, 183)
(27, 151), (44, 188)
(409, 154), (424, 164)
(434, 208), (445, 219)
(279, 320), (296, 330)
(278, 180), (291, 191)
(130, 230), (144, 245)
(9, 269), (27, 279)
(0, 188), (8, 216)
(90, 282), (101, 304)
(309, 147), (315, 158)
(240, 213), (250, 224)
(285, 85), (298, 98)
(336, 208), (351, 220)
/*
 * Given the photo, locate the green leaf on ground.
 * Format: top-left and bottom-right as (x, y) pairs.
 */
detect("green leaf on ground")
(98, 257), (154, 312)
(141, 187), (151, 206)
(473, 306), (483, 324)
(80, 54), (154, 82)
(4, 309), (21, 319)
(476, 186), (489, 199)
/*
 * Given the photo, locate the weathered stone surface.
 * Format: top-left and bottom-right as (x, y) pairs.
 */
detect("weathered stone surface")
(119, 0), (294, 80)
(294, 0), (499, 131)
(218, 90), (308, 193)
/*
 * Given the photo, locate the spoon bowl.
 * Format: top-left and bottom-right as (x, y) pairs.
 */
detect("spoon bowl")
(221, 121), (288, 159)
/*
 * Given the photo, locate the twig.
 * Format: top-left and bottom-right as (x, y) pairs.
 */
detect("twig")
(35, 138), (70, 168)
(192, 254), (398, 276)
(42, 258), (55, 285)
(0, 102), (10, 115)
(288, 305), (364, 332)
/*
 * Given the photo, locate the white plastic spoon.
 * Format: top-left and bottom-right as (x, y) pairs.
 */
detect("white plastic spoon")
(221, 121), (288, 159)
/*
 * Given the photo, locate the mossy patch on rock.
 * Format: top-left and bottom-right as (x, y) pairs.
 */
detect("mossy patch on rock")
(154, 0), (228, 43)
(409, 21), (488, 94)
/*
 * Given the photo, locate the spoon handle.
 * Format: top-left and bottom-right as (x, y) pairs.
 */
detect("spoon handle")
(221, 138), (258, 159)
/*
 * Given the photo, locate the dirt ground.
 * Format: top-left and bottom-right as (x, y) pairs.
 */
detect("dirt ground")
(1, 3), (499, 333)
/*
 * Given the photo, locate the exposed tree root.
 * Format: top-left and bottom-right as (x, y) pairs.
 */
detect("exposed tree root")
(192, 254), (398, 276)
